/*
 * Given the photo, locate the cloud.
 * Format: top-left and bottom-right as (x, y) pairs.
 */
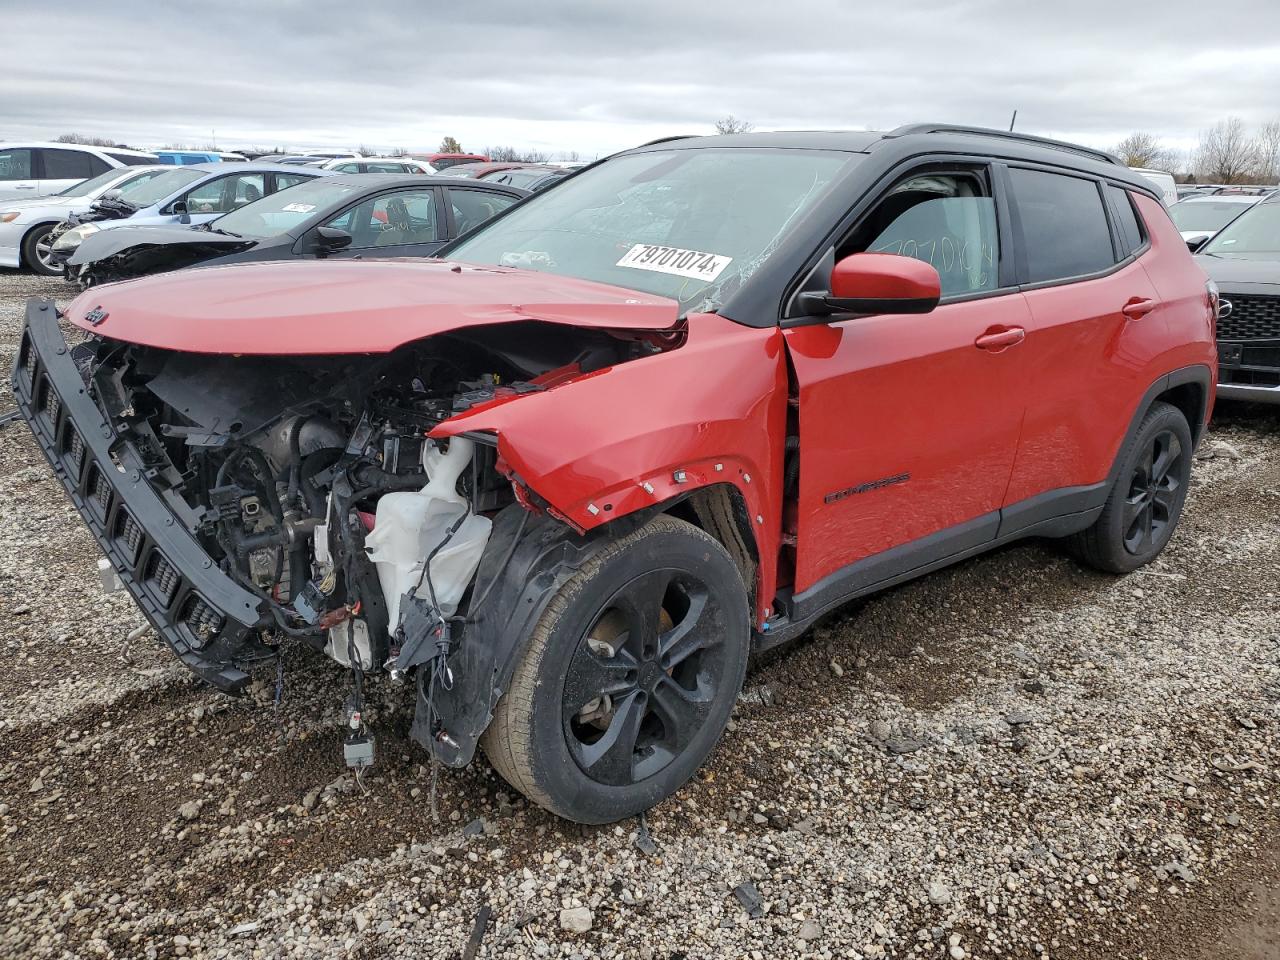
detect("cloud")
(3, 0), (1278, 159)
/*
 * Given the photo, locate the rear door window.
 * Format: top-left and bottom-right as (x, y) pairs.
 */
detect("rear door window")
(448, 188), (519, 236)
(273, 172), (316, 191)
(1009, 168), (1114, 283)
(41, 148), (106, 180)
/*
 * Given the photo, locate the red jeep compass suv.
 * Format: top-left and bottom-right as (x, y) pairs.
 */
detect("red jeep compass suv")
(13, 124), (1217, 823)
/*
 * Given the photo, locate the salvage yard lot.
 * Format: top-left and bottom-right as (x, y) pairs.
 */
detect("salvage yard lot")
(0, 271), (1278, 959)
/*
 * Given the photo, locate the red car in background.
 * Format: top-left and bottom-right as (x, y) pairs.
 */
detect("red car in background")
(14, 124), (1216, 824)
(413, 152), (489, 172)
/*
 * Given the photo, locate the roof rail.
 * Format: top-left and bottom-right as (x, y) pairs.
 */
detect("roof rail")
(885, 124), (1125, 167)
(638, 135), (699, 147)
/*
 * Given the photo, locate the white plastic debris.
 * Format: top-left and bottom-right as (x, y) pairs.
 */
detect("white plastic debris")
(365, 436), (492, 634)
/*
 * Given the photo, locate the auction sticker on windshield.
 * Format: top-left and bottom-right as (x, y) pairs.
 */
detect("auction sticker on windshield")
(281, 203), (316, 213)
(616, 244), (732, 282)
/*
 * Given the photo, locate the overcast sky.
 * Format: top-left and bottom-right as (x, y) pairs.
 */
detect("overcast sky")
(4, 0), (1278, 159)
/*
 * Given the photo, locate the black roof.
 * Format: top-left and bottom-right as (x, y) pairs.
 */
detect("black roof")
(632, 124), (1152, 192)
(318, 172), (528, 196)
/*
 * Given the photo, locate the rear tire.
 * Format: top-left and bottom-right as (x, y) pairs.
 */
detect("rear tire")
(481, 514), (749, 823)
(1068, 401), (1193, 573)
(21, 224), (60, 276)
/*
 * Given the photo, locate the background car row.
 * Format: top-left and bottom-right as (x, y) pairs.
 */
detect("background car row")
(63, 173), (528, 285)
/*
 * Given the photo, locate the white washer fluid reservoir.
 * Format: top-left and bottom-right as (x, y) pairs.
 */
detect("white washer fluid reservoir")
(364, 436), (493, 635)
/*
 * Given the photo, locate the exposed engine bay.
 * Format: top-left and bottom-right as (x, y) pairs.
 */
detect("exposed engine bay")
(73, 319), (669, 761)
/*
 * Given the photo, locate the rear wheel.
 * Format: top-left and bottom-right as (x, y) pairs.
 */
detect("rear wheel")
(481, 514), (749, 823)
(1068, 401), (1193, 573)
(21, 224), (60, 276)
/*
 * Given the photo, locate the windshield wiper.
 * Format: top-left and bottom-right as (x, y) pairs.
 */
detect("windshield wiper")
(205, 227), (243, 238)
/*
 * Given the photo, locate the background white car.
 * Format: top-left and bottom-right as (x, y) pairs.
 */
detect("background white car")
(311, 156), (434, 174)
(0, 142), (158, 200)
(0, 165), (174, 274)
(1129, 166), (1178, 206)
(1167, 194), (1262, 249)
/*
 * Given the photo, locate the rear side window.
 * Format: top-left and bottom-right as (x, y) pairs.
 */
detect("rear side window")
(105, 151), (154, 166)
(1009, 168), (1114, 283)
(1106, 185), (1145, 258)
(41, 148), (106, 180)
(274, 172), (315, 190)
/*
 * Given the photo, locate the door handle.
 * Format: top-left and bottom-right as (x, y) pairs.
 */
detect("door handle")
(974, 326), (1026, 352)
(1122, 297), (1157, 320)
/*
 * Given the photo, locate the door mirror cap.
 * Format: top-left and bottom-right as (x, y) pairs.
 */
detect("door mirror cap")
(1185, 233), (1211, 253)
(315, 226), (353, 254)
(801, 252), (941, 318)
(171, 199), (190, 224)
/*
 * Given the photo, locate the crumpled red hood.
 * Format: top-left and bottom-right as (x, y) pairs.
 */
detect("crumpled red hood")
(66, 258), (680, 354)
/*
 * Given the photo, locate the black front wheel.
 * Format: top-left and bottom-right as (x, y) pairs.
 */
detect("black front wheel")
(481, 515), (749, 823)
(1069, 400), (1193, 573)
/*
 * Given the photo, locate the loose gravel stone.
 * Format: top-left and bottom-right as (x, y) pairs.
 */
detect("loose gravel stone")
(0, 271), (1277, 960)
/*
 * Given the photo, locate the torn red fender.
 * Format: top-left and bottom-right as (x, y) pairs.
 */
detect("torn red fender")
(430, 312), (789, 618)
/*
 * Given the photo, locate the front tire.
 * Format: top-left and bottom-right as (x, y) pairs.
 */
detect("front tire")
(481, 514), (749, 823)
(21, 224), (60, 276)
(1069, 401), (1193, 573)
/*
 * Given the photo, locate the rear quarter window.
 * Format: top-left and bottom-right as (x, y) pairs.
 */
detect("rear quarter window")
(1106, 185), (1145, 258)
(1009, 168), (1114, 283)
(105, 151), (155, 166)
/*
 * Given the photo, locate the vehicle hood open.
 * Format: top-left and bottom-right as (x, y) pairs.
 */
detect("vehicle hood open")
(67, 224), (257, 266)
(66, 258), (681, 354)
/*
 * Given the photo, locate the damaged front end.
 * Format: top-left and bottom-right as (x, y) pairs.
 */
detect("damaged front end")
(69, 228), (257, 288)
(12, 297), (671, 764)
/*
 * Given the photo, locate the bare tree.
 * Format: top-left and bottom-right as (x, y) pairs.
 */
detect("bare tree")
(1194, 117), (1258, 184)
(1112, 132), (1175, 170)
(483, 146), (547, 163)
(55, 133), (128, 148)
(389, 146), (409, 157)
(1255, 120), (1280, 184)
(356, 143), (374, 157)
(714, 115), (754, 135)
(484, 145), (519, 162)
(439, 136), (464, 154)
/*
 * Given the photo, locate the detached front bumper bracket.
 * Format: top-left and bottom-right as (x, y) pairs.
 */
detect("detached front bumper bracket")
(11, 299), (266, 692)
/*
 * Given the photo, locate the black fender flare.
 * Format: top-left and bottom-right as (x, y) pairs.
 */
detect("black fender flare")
(412, 505), (650, 766)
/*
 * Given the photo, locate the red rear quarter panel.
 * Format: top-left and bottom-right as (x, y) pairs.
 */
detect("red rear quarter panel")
(1133, 193), (1218, 423)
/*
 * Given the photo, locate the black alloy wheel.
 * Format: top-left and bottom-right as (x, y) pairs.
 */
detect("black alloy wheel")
(482, 514), (749, 823)
(1067, 400), (1193, 574)
(1122, 429), (1183, 555)
(562, 568), (727, 787)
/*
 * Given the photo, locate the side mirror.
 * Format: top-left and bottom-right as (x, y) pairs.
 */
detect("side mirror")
(315, 226), (353, 255)
(1185, 234), (1211, 253)
(799, 252), (941, 318)
(172, 200), (190, 224)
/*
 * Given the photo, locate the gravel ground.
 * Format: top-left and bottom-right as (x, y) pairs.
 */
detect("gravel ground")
(1, 270), (1278, 960)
